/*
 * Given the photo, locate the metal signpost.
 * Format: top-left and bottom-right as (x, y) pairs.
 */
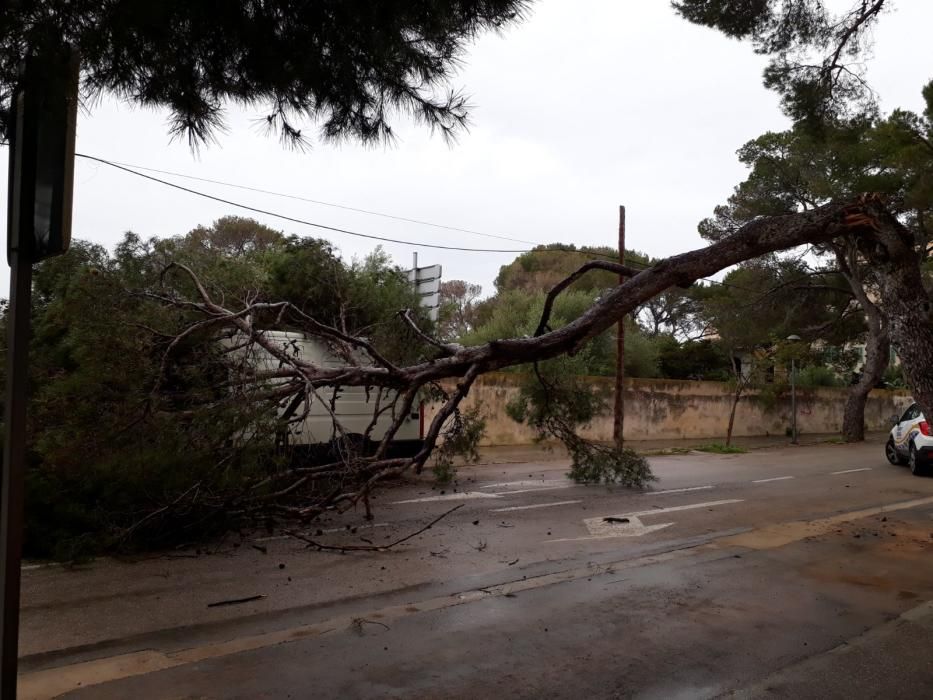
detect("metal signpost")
(406, 253), (443, 322)
(1, 45), (79, 698)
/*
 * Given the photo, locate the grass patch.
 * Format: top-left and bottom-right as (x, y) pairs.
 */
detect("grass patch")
(694, 443), (748, 454)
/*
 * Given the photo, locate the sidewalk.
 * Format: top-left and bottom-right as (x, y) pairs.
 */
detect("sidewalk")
(465, 432), (888, 464)
(727, 599), (933, 698)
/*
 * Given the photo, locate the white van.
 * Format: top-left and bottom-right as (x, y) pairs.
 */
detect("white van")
(234, 331), (424, 458)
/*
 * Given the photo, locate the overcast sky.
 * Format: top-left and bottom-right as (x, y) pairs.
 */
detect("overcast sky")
(2, 1), (931, 296)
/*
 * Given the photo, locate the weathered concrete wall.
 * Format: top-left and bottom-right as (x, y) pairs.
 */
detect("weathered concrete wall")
(428, 373), (913, 446)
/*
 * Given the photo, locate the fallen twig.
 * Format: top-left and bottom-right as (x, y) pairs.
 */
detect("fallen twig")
(284, 504), (464, 552)
(207, 594), (266, 608)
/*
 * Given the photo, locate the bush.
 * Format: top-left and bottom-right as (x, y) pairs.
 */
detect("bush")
(657, 338), (732, 381)
(883, 364), (907, 389)
(796, 365), (843, 387)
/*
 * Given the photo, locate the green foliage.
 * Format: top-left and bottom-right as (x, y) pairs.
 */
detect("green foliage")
(432, 405), (487, 484)
(657, 337), (731, 381)
(796, 365), (843, 388)
(15, 218), (432, 557)
(694, 442), (748, 455)
(675, 1), (883, 123)
(431, 461), (458, 486)
(1, 1), (529, 146)
(566, 445), (653, 487)
(506, 365), (654, 488)
(623, 324), (661, 379)
(694, 443), (748, 454)
(505, 361), (608, 435)
(883, 364), (907, 389)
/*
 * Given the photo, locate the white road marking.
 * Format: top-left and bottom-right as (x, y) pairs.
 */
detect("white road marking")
(621, 499), (744, 518)
(480, 480), (567, 489)
(490, 485), (574, 495)
(254, 523), (389, 542)
(579, 515), (674, 539)
(392, 492), (501, 504)
(491, 500), (582, 513)
(753, 476), (795, 483)
(645, 485), (713, 495)
(831, 467), (872, 475)
(548, 499), (744, 543)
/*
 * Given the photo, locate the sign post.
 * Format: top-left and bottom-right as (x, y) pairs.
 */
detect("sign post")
(406, 261), (443, 322)
(1, 45), (79, 698)
(613, 206), (626, 450)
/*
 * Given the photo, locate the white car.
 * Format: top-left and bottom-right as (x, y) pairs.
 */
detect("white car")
(885, 402), (933, 475)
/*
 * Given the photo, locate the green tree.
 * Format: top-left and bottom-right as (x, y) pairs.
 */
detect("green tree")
(675, 0), (888, 123)
(437, 280), (482, 342)
(701, 93), (933, 440)
(1, 1), (529, 146)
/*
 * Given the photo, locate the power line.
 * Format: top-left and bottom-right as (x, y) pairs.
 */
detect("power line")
(3, 144), (755, 292)
(76, 152), (760, 291)
(95, 158), (541, 246)
(75, 153), (531, 254)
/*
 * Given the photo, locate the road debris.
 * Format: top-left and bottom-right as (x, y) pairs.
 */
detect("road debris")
(207, 594), (266, 608)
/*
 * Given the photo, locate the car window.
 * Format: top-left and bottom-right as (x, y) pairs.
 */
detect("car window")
(901, 404), (921, 423)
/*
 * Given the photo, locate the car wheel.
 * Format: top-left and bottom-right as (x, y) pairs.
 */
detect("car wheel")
(886, 438), (906, 465)
(909, 442), (926, 476)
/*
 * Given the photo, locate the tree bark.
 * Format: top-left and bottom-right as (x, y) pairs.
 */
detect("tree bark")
(841, 323), (889, 441)
(726, 389), (740, 446)
(835, 243), (890, 442)
(857, 209), (933, 424)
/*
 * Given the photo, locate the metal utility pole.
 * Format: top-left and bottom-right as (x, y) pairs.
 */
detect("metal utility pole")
(2, 45), (79, 698)
(613, 205), (626, 450)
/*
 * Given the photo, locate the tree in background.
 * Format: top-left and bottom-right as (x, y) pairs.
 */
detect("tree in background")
(437, 280), (483, 341)
(700, 87), (933, 440)
(699, 261), (860, 444)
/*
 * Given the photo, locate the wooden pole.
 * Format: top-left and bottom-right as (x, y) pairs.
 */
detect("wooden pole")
(613, 205), (626, 450)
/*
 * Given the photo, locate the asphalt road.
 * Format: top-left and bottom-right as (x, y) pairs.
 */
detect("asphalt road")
(19, 440), (933, 699)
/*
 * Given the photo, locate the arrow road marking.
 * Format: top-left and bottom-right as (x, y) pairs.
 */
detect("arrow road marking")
(547, 498), (744, 543)
(581, 515), (675, 539)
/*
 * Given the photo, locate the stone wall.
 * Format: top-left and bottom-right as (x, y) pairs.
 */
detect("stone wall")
(428, 373), (913, 446)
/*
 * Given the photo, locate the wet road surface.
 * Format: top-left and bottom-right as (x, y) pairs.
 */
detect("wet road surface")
(19, 441), (933, 698)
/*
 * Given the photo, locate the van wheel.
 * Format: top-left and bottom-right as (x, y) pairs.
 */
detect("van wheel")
(886, 438), (905, 465)
(909, 442), (927, 476)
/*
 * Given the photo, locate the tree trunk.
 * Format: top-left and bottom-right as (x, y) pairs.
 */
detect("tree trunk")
(726, 390), (739, 446)
(835, 241), (890, 443)
(841, 324), (889, 442)
(860, 212), (933, 423)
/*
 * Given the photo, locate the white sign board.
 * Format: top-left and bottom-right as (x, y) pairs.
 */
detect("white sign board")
(405, 263), (442, 321)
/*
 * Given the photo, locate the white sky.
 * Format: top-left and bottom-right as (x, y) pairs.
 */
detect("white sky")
(1, 1), (931, 296)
